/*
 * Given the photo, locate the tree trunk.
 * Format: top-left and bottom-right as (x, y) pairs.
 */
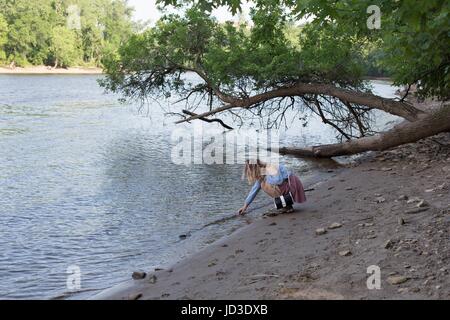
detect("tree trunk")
(279, 105), (450, 158)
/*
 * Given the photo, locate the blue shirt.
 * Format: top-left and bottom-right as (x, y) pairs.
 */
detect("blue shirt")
(244, 164), (290, 206)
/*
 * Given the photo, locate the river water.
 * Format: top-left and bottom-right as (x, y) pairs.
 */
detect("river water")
(0, 75), (398, 299)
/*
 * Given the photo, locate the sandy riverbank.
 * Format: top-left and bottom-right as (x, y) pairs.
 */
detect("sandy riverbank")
(0, 66), (103, 74)
(92, 131), (450, 300)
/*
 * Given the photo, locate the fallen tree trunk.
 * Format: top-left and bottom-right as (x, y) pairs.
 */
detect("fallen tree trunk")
(279, 105), (450, 158)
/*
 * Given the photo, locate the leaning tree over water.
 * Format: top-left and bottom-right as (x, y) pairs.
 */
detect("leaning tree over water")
(101, 0), (450, 157)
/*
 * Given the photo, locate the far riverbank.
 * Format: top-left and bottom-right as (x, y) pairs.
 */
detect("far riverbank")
(0, 66), (103, 74)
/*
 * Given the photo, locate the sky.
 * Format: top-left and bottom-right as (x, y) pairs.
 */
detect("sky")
(128, 0), (249, 24)
(128, 0), (312, 27)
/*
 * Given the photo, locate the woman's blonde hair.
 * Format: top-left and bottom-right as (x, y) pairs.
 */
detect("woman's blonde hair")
(242, 159), (266, 184)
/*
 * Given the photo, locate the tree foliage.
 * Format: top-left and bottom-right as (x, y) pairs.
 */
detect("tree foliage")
(101, 6), (369, 102)
(0, 0), (136, 67)
(49, 26), (81, 68)
(0, 14), (8, 63)
(158, 0), (450, 99)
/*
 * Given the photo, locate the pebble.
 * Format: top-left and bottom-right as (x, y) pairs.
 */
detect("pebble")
(405, 207), (430, 214)
(132, 271), (146, 280)
(375, 196), (386, 203)
(406, 197), (421, 204)
(358, 222), (374, 227)
(148, 275), (157, 284)
(398, 217), (405, 225)
(338, 250), (352, 256)
(398, 195), (408, 201)
(437, 183), (447, 190)
(208, 261), (217, 267)
(384, 240), (394, 249)
(315, 228), (327, 235)
(328, 222), (342, 229)
(416, 200), (429, 208)
(387, 275), (409, 285)
(128, 293), (143, 300)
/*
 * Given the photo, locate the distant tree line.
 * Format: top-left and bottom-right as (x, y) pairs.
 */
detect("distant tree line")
(0, 0), (137, 68)
(0, 0), (390, 76)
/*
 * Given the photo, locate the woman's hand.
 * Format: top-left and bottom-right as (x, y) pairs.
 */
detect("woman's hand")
(238, 204), (249, 215)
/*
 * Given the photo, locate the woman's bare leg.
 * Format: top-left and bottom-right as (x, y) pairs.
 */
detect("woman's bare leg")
(260, 181), (282, 198)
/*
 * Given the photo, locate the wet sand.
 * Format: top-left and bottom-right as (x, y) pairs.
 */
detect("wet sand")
(92, 133), (450, 300)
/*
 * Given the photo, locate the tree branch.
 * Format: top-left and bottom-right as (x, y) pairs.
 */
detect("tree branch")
(175, 82), (425, 125)
(181, 110), (234, 130)
(313, 97), (351, 140)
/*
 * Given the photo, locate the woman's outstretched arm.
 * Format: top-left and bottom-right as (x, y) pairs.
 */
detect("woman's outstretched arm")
(238, 180), (261, 215)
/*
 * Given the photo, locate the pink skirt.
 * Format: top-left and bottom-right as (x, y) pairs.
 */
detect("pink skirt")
(279, 174), (307, 203)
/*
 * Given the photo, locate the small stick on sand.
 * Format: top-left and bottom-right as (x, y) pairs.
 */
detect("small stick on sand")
(247, 274), (280, 279)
